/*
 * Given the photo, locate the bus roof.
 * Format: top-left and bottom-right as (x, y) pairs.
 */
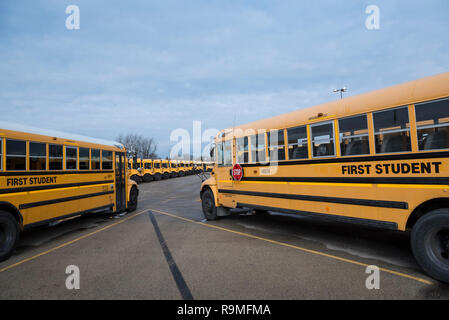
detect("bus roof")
(0, 121), (124, 150)
(223, 71), (449, 137)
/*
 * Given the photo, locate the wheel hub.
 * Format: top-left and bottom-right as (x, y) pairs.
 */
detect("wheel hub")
(204, 198), (212, 212)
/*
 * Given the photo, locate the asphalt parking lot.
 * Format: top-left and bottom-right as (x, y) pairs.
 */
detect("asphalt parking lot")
(1, 175), (448, 299)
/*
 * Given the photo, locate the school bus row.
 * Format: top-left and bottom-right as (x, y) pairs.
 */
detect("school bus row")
(0, 123), (139, 262)
(128, 158), (213, 183)
(200, 71), (449, 283)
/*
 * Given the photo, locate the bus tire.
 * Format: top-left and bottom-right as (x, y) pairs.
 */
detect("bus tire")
(0, 211), (20, 262)
(201, 188), (218, 220)
(411, 208), (449, 283)
(155, 173), (162, 181)
(143, 174), (154, 182)
(127, 187), (138, 212)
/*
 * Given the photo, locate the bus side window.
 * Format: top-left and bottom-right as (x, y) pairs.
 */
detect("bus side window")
(311, 122), (335, 158)
(267, 129), (285, 161)
(287, 126), (308, 160)
(223, 140), (232, 165)
(102, 150), (113, 169)
(79, 148), (90, 170)
(339, 115), (370, 156)
(49, 144), (63, 170)
(217, 142), (224, 165)
(415, 97), (449, 151)
(30, 142), (47, 170)
(6, 139), (26, 171)
(91, 149), (101, 170)
(250, 133), (266, 163)
(66, 146), (78, 170)
(374, 106), (411, 154)
(236, 137), (249, 164)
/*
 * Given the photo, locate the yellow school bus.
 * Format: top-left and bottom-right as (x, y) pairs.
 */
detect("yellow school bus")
(0, 122), (139, 262)
(195, 161), (203, 174)
(200, 72), (449, 282)
(142, 159), (154, 182)
(191, 161), (197, 174)
(169, 160), (178, 178)
(152, 159), (163, 181)
(128, 158), (143, 183)
(161, 159), (171, 179)
(189, 161), (195, 174)
(177, 160), (187, 177)
(186, 160), (194, 175)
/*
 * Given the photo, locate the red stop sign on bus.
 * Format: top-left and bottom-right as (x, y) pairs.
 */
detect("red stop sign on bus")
(232, 163), (243, 181)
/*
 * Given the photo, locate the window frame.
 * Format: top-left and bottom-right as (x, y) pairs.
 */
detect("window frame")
(48, 144), (64, 171)
(267, 129), (286, 162)
(102, 150), (113, 170)
(286, 125), (309, 160)
(223, 139), (233, 166)
(236, 136), (249, 164)
(91, 149), (101, 170)
(309, 120), (336, 158)
(338, 114), (370, 157)
(414, 97), (449, 152)
(79, 147), (90, 170)
(373, 106), (411, 155)
(29, 141), (47, 171)
(216, 140), (224, 166)
(6, 139), (27, 171)
(65, 146), (78, 170)
(249, 132), (267, 163)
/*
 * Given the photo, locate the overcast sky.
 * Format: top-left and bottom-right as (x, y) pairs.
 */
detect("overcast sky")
(1, 1), (448, 157)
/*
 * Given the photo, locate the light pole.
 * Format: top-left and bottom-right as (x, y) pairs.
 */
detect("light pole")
(333, 87), (347, 99)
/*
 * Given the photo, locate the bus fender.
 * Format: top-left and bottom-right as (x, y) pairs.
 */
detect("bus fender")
(0, 201), (24, 230)
(200, 177), (220, 207)
(127, 179), (139, 198)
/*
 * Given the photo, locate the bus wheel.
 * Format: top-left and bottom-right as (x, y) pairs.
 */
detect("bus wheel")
(127, 187), (138, 212)
(155, 173), (162, 181)
(411, 208), (449, 283)
(201, 189), (217, 220)
(0, 211), (20, 262)
(143, 174), (153, 182)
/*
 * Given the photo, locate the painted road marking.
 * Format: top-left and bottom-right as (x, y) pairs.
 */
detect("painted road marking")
(0, 209), (151, 273)
(149, 208), (434, 286)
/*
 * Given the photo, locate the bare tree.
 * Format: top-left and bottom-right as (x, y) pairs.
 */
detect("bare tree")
(140, 137), (157, 159)
(117, 134), (158, 159)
